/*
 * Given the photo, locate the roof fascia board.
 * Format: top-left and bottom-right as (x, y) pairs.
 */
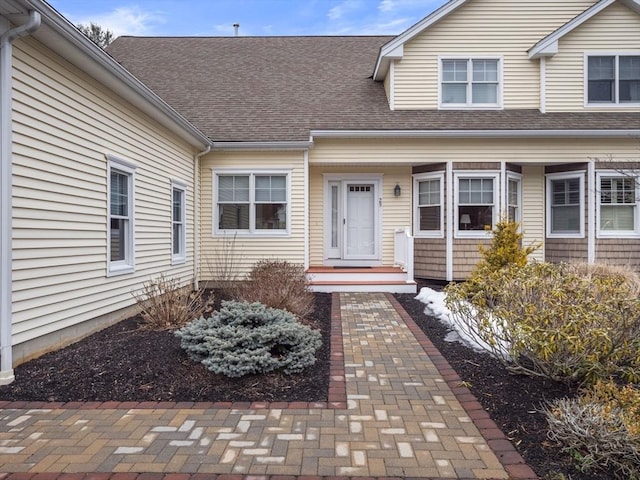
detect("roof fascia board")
(310, 129), (640, 139)
(373, 0), (467, 80)
(529, 0), (640, 59)
(212, 141), (313, 151)
(18, 0), (211, 148)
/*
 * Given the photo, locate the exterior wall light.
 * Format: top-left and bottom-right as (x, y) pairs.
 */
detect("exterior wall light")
(394, 184), (401, 197)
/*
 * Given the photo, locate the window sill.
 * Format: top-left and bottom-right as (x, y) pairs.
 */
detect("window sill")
(171, 256), (186, 266)
(414, 232), (444, 239)
(438, 105), (503, 110)
(546, 233), (585, 239)
(585, 103), (640, 108)
(214, 230), (291, 238)
(107, 264), (135, 277)
(597, 232), (640, 239)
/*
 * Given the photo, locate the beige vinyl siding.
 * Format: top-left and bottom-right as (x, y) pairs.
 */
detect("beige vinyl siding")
(199, 151), (306, 279)
(546, 1), (640, 111)
(521, 165), (545, 261)
(308, 164), (411, 266)
(11, 37), (197, 352)
(392, 0), (595, 110)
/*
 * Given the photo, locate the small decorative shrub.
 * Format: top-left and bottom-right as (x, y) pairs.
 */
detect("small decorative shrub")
(543, 381), (640, 478)
(233, 259), (315, 323)
(446, 261), (640, 384)
(476, 219), (539, 272)
(175, 301), (322, 377)
(132, 274), (214, 330)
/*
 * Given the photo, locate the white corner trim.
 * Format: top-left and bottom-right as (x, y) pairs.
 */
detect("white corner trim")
(587, 161), (596, 263)
(445, 162), (453, 282)
(540, 57), (547, 113)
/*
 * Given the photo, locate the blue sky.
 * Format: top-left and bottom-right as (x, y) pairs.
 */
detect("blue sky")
(47, 0), (449, 38)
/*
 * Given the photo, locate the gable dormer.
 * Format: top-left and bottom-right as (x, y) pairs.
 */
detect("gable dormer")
(375, 0), (638, 113)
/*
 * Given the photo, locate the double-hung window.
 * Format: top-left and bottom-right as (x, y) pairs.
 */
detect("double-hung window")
(215, 171), (289, 234)
(547, 173), (584, 237)
(587, 54), (640, 105)
(107, 156), (136, 275)
(414, 173), (443, 236)
(172, 181), (187, 264)
(456, 174), (498, 236)
(598, 173), (638, 236)
(441, 58), (501, 108)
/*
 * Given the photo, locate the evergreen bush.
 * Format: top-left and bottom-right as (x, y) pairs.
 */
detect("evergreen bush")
(175, 301), (322, 377)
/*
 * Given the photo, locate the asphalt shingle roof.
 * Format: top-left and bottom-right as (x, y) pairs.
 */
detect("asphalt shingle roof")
(106, 36), (640, 142)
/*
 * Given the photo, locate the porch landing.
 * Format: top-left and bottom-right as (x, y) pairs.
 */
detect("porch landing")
(306, 266), (417, 293)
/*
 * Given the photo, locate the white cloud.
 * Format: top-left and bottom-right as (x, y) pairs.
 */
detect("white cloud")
(74, 6), (165, 38)
(328, 0), (363, 21)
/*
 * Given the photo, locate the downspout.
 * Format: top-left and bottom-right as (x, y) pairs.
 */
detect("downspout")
(0, 10), (41, 385)
(193, 145), (211, 290)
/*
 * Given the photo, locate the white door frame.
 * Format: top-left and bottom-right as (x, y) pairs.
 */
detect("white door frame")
(323, 174), (383, 266)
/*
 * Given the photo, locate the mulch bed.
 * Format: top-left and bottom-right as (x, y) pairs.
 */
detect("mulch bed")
(0, 287), (612, 479)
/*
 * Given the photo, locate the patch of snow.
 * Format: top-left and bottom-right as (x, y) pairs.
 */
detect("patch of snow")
(415, 287), (510, 359)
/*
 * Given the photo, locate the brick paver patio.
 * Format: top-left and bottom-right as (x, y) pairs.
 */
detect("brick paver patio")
(0, 292), (538, 480)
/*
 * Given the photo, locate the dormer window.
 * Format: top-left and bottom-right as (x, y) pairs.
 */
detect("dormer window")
(587, 55), (640, 105)
(440, 57), (502, 109)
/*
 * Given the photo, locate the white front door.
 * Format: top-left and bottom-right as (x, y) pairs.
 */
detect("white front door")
(324, 177), (381, 264)
(345, 184), (375, 259)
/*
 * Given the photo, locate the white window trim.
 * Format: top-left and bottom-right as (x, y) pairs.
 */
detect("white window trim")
(171, 180), (188, 265)
(507, 172), (522, 224)
(212, 168), (292, 237)
(438, 55), (504, 110)
(546, 171), (585, 239)
(413, 172), (444, 238)
(596, 170), (640, 238)
(107, 155), (136, 276)
(584, 51), (640, 108)
(454, 171), (499, 239)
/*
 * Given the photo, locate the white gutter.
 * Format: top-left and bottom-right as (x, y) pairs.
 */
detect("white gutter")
(310, 129), (640, 139)
(193, 145), (211, 291)
(0, 10), (41, 385)
(212, 141), (313, 151)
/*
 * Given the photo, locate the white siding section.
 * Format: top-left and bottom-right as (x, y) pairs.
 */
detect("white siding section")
(392, 0), (595, 110)
(11, 38), (197, 348)
(199, 150), (306, 279)
(546, 1), (640, 111)
(521, 165), (545, 261)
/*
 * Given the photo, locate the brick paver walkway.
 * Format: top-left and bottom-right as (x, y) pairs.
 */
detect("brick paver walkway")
(0, 292), (538, 480)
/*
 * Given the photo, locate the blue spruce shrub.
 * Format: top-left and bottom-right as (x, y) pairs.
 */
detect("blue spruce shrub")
(175, 301), (322, 377)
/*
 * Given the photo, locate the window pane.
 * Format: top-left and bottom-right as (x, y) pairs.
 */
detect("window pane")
(442, 84), (466, 104)
(552, 205), (580, 233)
(552, 178), (580, 206)
(588, 56), (615, 102)
(472, 60), (498, 82)
(418, 179), (440, 205)
(508, 179), (519, 206)
(472, 83), (497, 103)
(218, 175), (249, 202)
(173, 224), (182, 255)
(601, 205), (635, 230)
(442, 60), (467, 81)
(255, 175), (286, 202)
(110, 171), (128, 216)
(459, 206), (493, 231)
(173, 189), (182, 221)
(255, 203), (286, 230)
(419, 206), (440, 231)
(110, 218), (126, 261)
(219, 204), (249, 229)
(620, 56), (640, 80)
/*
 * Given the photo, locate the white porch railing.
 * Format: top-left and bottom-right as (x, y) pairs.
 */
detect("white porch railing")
(394, 227), (414, 282)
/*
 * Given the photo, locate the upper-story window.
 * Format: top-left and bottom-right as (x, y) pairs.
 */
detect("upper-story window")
(587, 54), (640, 105)
(440, 58), (502, 109)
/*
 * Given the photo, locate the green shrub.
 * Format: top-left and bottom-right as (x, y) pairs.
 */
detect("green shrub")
(234, 259), (315, 323)
(446, 261), (640, 384)
(543, 381), (640, 478)
(132, 274), (214, 331)
(476, 219), (539, 272)
(175, 301), (322, 377)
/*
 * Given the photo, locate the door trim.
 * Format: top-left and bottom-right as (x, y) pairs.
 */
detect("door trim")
(323, 174), (383, 266)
